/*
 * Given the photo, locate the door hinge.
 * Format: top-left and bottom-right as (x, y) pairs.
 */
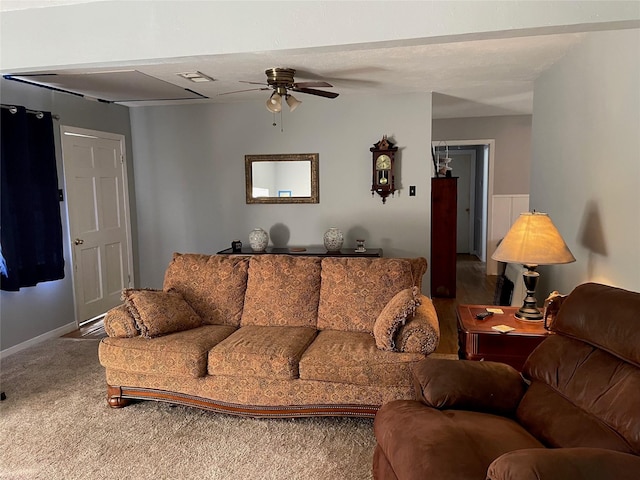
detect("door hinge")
(120, 154), (124, 164)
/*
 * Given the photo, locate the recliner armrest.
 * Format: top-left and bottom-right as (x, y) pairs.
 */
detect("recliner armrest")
(412, 358), (526, 415)
(487, 447), (640, 480)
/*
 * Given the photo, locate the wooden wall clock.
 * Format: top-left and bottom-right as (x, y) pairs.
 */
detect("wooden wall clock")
(370, 135), (398, 203)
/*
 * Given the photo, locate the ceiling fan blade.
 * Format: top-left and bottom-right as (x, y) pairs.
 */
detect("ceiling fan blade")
(293, 81), (333, 89)
(292, 87), (339, 99)
(239, 80), (270, 86)
(218, 87), (270, 96)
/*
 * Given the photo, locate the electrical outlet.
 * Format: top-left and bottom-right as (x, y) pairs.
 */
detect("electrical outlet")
(409, 186), (416, 196)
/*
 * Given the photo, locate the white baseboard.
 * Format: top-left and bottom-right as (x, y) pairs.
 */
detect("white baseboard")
(0, 321), (78, 359)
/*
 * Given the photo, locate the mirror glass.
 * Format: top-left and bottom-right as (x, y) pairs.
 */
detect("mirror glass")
(245, 153), (319, 204)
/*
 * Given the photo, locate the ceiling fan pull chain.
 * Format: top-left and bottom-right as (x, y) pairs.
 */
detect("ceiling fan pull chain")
(280, 110), (284, 133)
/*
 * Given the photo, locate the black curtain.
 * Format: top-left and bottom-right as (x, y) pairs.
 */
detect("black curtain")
(1, 106), (65, 291)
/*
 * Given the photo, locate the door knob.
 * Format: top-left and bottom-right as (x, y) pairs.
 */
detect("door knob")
(74, 238), (84, 245)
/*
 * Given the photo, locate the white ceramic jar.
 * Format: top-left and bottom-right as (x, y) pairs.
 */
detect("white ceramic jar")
(248, 228), (268, 252)
(323, 227), (344, 252)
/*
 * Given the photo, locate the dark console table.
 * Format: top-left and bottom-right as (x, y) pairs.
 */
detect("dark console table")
(217, 246), (382, 257)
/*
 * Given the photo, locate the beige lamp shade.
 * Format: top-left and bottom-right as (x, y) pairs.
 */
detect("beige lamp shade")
(492, 212), (576, 266)
(266, 93), (282, 113)
(285, 94), (302, 111)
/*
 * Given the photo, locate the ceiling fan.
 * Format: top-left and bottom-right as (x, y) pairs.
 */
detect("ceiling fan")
(219, 67), (339, 112)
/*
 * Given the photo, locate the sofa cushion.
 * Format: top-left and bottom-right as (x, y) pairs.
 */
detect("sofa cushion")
(98, 325), (237, 378)
(299, 330), (424, 387)
(241, 255), (322, 328)
(403, 256), (428, 290)
(103, 304), (139, 338)
(122, 288), (202, 338)
(317, 257), (414, 332)
(163, 253), (249, 327)
(207, 325), (318, 380)
(373, 286), (420, 351)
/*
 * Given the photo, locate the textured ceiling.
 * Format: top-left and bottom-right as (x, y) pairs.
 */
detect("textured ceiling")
(3, 1), (638, 118)
(3, 23), (587, 118)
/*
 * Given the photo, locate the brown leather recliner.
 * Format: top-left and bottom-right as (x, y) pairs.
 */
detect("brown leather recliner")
(373, 283), (640, 479)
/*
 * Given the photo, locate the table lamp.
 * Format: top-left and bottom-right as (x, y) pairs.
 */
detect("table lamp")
(492, 212), (575, 321)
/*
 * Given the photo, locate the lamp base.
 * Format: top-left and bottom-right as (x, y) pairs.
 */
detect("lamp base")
(515, 307), (544, 322)
(515, 265), (544, 322)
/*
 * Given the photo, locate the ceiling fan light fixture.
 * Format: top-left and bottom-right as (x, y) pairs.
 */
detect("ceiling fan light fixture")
(266, 92), (282, 112)
(285, 94), (301, 111)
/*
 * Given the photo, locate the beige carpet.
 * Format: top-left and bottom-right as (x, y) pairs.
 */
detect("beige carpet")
(0, 338), (380, 480)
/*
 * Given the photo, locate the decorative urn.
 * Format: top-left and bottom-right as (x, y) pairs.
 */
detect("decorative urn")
(249, 228), (269, 252)
(323, 227), (344, 252)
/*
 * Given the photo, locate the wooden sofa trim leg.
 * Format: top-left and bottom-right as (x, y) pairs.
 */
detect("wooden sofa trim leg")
(106, 384), (379, 418)
(107, 385), (132, 408)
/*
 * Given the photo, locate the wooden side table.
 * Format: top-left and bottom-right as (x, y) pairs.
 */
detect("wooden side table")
(456, 305), (551, 371)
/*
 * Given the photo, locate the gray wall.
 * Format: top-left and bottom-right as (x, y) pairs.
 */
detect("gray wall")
(531, 29), (640, 295)
(5, 25), (638, 351)
(432, 114), (532, 195)
(0, 79), (136, 351)
(129, 94), (433, 289)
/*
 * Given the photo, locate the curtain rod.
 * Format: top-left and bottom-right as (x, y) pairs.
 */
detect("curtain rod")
(0, 104), (60, 120)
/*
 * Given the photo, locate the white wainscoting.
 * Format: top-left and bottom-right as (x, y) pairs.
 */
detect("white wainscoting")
(488, 194), (529, 276)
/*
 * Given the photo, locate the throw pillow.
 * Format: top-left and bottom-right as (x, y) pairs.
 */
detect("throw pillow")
(318, 257), (414, 332)
(103, 304), (139, 338)
(122, 288), (202, 338)
(163, 253), (250, 327)
(373, 286), (421, 351)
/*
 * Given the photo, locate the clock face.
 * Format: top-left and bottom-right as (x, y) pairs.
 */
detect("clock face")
(376, 154), (391, 170)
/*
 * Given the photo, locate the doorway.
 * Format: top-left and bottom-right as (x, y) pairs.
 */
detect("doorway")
(60, 126), (134, 326)
(433, 139), (494, 265)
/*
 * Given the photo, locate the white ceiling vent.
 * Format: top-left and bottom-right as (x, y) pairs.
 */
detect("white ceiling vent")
(177, 71), (215, 83)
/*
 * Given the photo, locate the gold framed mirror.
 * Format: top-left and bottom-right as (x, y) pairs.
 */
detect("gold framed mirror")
(245, 153), (319, 204)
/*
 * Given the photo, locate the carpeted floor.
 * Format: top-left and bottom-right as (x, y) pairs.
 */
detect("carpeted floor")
(0, 338), (378, 480)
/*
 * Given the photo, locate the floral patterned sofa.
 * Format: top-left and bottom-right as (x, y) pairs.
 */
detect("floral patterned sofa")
(98, 253), (440, 417)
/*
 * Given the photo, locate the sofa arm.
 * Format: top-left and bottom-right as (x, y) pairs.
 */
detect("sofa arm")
(103, 304), (139, 338)
(393, 295), (440, 355)
(488, 448), (640, 480)
(412, 358), (526, 415)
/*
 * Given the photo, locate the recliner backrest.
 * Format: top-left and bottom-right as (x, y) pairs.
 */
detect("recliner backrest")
(516, 283), (640, 455)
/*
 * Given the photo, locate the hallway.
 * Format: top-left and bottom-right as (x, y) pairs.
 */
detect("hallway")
(433, 254), (497, 354)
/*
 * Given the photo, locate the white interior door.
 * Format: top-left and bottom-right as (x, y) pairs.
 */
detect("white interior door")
(61, 127), (134, 324)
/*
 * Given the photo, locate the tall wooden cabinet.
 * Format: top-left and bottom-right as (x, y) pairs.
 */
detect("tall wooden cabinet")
(431, 177), (457, 297)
